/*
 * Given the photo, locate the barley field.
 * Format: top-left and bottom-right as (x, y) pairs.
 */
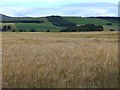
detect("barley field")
(2, 32), (118, 88)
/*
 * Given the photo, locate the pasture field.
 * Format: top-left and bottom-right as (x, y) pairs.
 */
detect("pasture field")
(65, 17), (118, 31)
(15, 17), (61, 32)
(2, 31), (118, 88)
(0, 17), (61, 32)
(16, 23), (60, 32)
(0, 23), (60, 32)
(64, 17), (118, 26)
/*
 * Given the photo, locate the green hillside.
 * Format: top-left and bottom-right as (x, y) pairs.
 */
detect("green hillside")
(1, 14), (118, 32)
(16, 23), (60, 32)
(16, 17), (61, 32)
(64, 17), (117, 26)
(64, 17), (118, 31)
(1, 17), (61, 32)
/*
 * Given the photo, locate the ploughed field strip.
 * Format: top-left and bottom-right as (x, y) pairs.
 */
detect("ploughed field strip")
(2, 32), (118, 88)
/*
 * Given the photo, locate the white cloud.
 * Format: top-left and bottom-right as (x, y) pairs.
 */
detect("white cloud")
(86, 8), (116, 16)
(0, 2), (117, 17)
(58, 4), (117, 17)
(0, 4), (38, 17)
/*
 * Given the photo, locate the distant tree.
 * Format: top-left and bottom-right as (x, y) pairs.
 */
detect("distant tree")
(96, 26), (104, 31)
(60, 24), (104, 32)
(7, 25), (12, 30)
(30, 29), (36, 32)
(12, 29), (16, 32)
(110, 29), (115, 31)
(19, 29), (26, 32)
(106, 22), (112, 26)
(2, 26), (7, 31)
(2, 25), (13, 31)
(46, 29), (50, 32)
(0, 28), (2, 32)
(84, 24), (97, 31)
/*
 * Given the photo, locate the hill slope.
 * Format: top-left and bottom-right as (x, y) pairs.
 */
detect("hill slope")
(1, 14), (118, 32)
(64, 17), (117, 26)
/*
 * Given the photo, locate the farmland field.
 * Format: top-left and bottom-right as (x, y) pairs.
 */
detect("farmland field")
(1, 17), (118, 32)
(2, 32), (118, 88)
(15, 17), (61, 32)
(1, 17), (61, 32)
(16, 23), (60, 32)
(64, 17), (118, 26)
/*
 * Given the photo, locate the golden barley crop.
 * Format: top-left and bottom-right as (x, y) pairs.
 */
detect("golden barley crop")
(2, 32), (118, 88)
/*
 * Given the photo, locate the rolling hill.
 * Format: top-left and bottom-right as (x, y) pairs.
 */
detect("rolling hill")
(0, 14), (118, 32)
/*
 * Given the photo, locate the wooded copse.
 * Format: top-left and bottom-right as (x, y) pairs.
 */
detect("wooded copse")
(60, 24), (104, 32)
(47, 16), (76, 27)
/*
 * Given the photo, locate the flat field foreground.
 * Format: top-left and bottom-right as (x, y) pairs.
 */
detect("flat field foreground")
(2, 32), (118, 88)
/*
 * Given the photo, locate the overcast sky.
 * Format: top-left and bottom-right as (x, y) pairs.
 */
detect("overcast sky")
(0, 0), (119, 17)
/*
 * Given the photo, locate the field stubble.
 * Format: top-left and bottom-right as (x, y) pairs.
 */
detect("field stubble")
(2, 32), (118, 88)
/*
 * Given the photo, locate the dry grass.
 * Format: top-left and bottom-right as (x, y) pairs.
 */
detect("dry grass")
(2, 32), (118, 88)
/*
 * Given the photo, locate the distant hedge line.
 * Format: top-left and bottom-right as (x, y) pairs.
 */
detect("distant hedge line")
(2, 20), (44, 23)
(1, 24), (104, 32)
(0, 25), (51, 32)
(60, 24), (104, 32)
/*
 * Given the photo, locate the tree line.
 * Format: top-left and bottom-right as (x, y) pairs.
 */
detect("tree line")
(2, 20), (44, 23)
(0, 25), (51, 32)
(60, 24), (104, 32)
